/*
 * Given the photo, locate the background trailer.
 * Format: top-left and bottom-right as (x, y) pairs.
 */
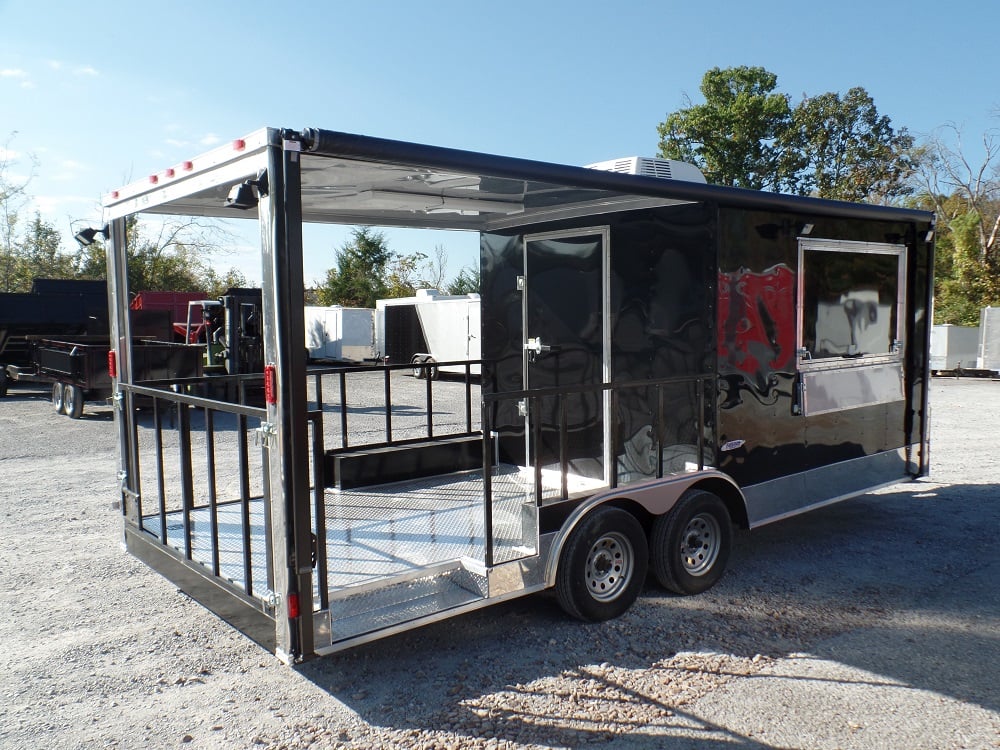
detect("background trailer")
(375, 289), (481, 376)
(101, 127), (933, 662)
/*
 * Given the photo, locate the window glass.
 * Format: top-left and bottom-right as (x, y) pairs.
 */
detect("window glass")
(801, 248), (900, 360)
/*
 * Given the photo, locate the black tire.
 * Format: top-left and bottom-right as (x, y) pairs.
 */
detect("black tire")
(411, 356), (426, 379)
(64, 384), (85, 419)
(425, 357), (439, 381)
(555, 506), (648, 622)
(651, 490), (731, 595)
(52, 382), (65, 414)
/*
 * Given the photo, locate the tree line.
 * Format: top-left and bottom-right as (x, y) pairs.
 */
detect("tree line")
(657, 65), (998, 325)
(3, 68), (998, 322)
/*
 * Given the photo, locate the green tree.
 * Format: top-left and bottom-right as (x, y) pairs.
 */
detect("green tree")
(790, 87), (916, 203)
(72, 215), (224, 293)
(657, 66), (800, 191)
(0, 133), (38, 292)
(202, 266), (249, 299)
(913, 123), (1000, 323)
(446, 265), (480, 295)
(657, 67), (915, 202)
(317, 227), (391, 307)
(15, 213), (73, 288)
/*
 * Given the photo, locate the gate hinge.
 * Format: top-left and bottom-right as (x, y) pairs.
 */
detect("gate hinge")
(516, 275), (525, 291)
(518, 399), (528, 417)
(254, 422), (278, 448)
(113, 391), (125, 410)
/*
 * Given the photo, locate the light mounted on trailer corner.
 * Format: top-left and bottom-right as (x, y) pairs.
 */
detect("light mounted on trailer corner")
(107, 350), (117, 378)
(287, 592), (300, 619)
(73, 225), (109, 248)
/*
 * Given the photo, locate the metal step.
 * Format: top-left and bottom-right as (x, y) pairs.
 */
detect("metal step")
(328, 561), (486, 642)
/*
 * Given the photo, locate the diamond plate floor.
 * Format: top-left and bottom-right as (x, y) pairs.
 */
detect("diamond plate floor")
(140, 464), (605, 609)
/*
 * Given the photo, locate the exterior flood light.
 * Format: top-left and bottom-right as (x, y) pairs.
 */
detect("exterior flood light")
(224, 170), (269, 210)
(73, 225), (109, 247)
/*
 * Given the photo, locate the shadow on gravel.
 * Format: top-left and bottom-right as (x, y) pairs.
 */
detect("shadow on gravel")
(0, 387), (115, 421)
(293, 480), (998, 747)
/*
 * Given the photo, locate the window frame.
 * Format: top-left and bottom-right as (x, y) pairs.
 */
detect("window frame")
(796, 237), (907, 372)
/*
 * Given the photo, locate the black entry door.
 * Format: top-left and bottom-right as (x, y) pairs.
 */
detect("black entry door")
(523, 228), (609, 483)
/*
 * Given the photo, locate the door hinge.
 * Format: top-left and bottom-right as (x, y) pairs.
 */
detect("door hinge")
(516, 275), (525, 291)
(518, 399), (528, 417)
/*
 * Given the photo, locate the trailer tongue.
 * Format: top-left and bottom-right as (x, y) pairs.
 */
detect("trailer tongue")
(101, 127), (933, 662)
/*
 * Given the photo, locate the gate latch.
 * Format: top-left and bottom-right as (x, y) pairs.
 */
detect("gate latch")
(525, 337), (557, 363)
(254, 422), (278, 448)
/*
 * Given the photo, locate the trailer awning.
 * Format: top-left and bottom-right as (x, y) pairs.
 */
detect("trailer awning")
(102, 126), (934, 229)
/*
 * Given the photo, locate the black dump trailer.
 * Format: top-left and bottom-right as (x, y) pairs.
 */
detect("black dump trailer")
(0, 278), (108, 395)
(101, 128), (933, 662)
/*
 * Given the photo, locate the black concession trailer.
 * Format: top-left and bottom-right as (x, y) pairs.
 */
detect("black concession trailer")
(101, 128), (933, 662)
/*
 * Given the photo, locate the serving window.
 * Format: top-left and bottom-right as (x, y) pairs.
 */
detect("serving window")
(796, 238), (906, 415)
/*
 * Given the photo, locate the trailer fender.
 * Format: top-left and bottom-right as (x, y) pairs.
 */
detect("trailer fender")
(543, 469), (747, 588)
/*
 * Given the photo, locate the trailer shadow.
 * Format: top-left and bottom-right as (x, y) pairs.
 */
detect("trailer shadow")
(296, 479), (999, 747)
(0, 386), (114, 421)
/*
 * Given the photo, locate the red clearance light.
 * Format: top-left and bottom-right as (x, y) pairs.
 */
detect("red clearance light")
(233, 139), (246, 151)
(264, 364), (277, 405)
(107, 350), (117, 378)
(165, 168), (175, 178)
(287, 592), (300, 619)
(149, 174), (158, 184)
(182, 161), (193, 171)
(111, 190), (119, 199)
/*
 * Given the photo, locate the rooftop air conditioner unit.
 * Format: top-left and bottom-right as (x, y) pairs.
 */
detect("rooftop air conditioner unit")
(585, 156), (706, 183)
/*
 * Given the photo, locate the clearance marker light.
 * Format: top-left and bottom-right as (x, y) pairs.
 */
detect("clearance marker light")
(107, 350), (117, 378)
(165, 168), (175, 178)
(233, 139), (246, 151)
(149, 174), (159, 184)
(182, 161), (194, 171)
(287, 592), (300, 619)
(264, 364), (277, 405)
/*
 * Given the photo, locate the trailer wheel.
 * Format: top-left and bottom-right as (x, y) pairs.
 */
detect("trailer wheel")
(651, 490), (731, 595)
(411, 356), (426, 379)
(64, 384), (85, 419)
(52, 382), (65, 414)
(555, 506), (648, 622)
(425, 357), (439, 381)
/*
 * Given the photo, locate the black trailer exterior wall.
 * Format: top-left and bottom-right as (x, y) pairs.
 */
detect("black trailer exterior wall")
(101, 127), (933, 662)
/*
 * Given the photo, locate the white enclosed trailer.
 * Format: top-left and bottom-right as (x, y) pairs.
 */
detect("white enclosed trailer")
(929, 324), (979, 372)
(303, 305), (374, 361)
(376, 289), (480, 376)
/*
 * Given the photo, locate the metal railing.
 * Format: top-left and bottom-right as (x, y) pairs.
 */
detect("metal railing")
(121, 377), (272, 604)
(308, 359), (480, 451)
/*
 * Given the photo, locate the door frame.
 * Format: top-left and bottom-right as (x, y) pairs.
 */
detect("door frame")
(521, 226), (612, 484)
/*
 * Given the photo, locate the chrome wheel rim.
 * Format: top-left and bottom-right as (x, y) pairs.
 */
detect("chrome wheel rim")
(585, 531), (634, 601)
(680, 512), (721, 576)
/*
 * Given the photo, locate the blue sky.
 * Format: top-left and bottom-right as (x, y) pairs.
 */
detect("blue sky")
(1, 0), (997, 285)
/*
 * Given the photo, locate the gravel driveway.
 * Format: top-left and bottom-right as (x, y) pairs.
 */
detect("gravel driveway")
(0, 378), (997, 749)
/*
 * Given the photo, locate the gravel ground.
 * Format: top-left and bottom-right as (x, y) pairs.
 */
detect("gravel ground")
(0, 377), (997, 749)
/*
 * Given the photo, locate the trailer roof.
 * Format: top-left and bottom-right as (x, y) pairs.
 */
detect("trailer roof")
(102, 127), (934, 230)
